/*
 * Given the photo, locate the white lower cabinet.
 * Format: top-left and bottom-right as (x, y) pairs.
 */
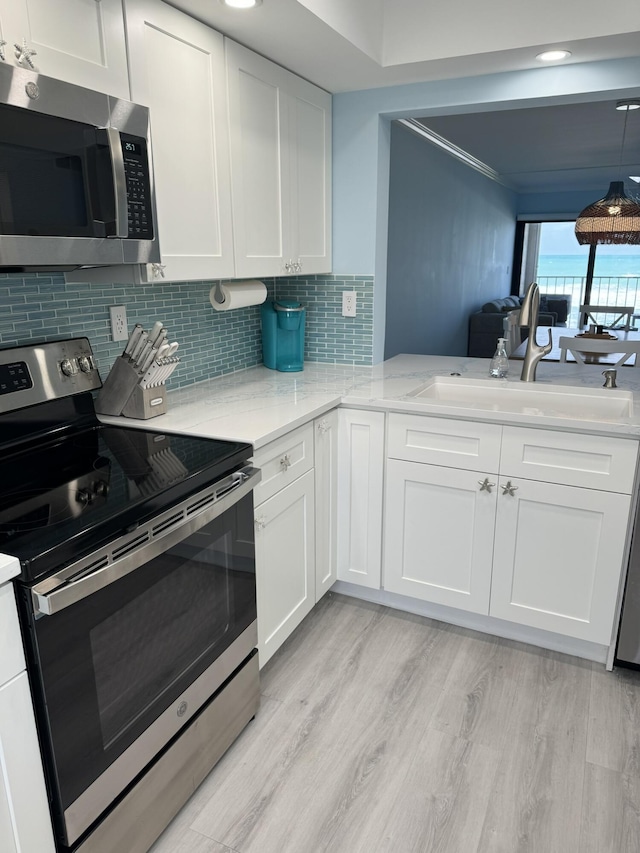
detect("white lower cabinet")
(253, 412), (337, 666)
(314, 411), (338, 599)
(383, 413), (639, 646)
(490, 475), (631, 643)
(255, 469), (315, 667)
(0, 583), (55, 853)
(384, 459), (496, 614)
(336, 409), (385, 589)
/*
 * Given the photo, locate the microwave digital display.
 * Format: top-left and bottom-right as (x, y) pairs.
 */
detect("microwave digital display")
(123, 141), (141, 155)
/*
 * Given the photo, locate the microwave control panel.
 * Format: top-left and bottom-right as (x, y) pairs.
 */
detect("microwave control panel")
(121, 134), (154, 240)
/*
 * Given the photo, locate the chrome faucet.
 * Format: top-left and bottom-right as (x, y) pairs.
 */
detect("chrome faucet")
(519, 281), (552, 382)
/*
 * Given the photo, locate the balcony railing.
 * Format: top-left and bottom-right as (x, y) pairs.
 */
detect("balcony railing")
(536, 276), (640, 327)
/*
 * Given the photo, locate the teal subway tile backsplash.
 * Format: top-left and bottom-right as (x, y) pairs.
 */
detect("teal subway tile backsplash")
(0, 272), (374, 388)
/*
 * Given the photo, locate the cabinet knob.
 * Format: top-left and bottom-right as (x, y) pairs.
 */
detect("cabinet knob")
(294, 259), (302, 273)
(150, 263), (166, 279)
(477, 477), (496, 493)
(254, 515), (267, 530)
(280, 454), (292, 471)
(502, 480), (519, 497)
(284, 260), (293, 274)
(317, 418), (329, 434)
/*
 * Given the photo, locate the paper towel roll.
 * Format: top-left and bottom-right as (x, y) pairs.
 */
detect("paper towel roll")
(209, 280), (267, 311)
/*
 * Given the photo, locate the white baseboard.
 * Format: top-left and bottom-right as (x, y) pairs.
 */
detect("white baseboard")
(331, 581), (608, 665)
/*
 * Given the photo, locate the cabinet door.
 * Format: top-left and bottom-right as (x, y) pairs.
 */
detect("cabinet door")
(285, 74), (332, 275)
(384, 460), (496, 613)
(2, 0), (129, 98)
(226, 39), (289, 278)
(315, 410), (338, 599)
(490, 475), (631, 644)
(0, 673), (55, 853)
(226, 38), (331, 278)
(337, 409), (385, 589)
(255, 469), (315, 667)
(126, 0), (234, 282)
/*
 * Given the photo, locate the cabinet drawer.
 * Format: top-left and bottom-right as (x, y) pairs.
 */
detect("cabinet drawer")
(253, 423), (314, 506)
(501, 426), (639, 493)
(387, 413), (502, 473)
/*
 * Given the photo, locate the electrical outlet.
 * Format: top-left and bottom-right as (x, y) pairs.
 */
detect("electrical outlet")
(109, 305), (128, 341)
(342, 291), (357, 318)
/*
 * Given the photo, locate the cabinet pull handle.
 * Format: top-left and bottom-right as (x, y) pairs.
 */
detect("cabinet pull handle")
(280, 454), (291, 471)
(294, 259), (302, 273)
(14, 37), (37, 70)
(502, 481), (519, 497)
(255, 515), (267, 530)
(477, 477), (496, 493)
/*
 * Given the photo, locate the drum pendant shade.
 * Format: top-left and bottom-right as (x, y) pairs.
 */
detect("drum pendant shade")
(575, 181), (640, 246)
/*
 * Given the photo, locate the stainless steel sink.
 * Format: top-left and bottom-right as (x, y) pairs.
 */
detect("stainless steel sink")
(409, 376), (633, 421)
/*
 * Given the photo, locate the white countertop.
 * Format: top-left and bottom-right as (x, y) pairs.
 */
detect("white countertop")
(99, 354), (640, 448)
(0, 554), (20, 585)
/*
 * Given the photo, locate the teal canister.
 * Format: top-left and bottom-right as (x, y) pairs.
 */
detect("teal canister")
(261, 299), (305, 372)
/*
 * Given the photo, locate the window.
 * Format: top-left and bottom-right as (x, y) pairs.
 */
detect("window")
(516, 221), (640, 327)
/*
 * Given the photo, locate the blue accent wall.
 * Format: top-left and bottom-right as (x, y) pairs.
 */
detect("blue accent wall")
(0, 272), (374, 386)
(385, 123), (517, 358)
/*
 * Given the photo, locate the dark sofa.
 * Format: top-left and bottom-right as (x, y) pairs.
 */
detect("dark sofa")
(468, 294), (571, 358)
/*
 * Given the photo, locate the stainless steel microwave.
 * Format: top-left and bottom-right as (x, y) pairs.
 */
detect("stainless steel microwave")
(0, 63), (160, 271)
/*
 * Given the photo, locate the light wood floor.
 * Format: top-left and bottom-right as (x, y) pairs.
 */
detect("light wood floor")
(150, 593), (640, 853)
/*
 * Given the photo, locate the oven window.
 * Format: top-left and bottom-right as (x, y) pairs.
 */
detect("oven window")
(29, 493), (256, 812)
(91, 532), (234, 749)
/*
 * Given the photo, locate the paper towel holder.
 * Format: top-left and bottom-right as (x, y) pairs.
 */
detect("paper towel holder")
(211, 282), (226, 306)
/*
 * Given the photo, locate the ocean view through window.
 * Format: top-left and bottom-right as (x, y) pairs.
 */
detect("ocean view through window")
(523, 222), (640, 327)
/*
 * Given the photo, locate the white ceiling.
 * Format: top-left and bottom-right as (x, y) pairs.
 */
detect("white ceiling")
(167, 0), (640, 195)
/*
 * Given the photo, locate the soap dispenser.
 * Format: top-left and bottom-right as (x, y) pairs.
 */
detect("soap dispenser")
(489, 337), (509, 378)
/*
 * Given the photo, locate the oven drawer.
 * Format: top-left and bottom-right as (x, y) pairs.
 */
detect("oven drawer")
(253, 423), (314, 506)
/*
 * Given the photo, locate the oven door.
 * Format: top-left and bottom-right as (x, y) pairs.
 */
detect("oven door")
(21, 467), (259, 848)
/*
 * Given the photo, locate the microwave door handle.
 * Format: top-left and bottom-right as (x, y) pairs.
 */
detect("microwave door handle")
(104, 127), (128, 238)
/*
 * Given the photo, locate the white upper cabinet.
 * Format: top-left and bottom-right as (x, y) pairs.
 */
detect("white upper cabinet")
(125, 0), (235, 283)
(226, 39), (332, 278)
(0, 0), (129, 98)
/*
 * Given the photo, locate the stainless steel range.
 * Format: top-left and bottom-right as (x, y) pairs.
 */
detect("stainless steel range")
(0, 338), (260, 853)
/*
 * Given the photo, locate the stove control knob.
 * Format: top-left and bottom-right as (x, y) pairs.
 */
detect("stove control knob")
(78, 356), (93, 373)
(76, 489), (91, 506)
(60, 358), (76, 377)
(94, 481), (109, 497)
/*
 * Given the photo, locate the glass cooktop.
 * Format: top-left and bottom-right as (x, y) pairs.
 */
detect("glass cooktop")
(0, 421), (252, 583)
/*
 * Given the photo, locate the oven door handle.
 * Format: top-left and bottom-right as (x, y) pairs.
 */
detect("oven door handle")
(31, 465), (261, 617)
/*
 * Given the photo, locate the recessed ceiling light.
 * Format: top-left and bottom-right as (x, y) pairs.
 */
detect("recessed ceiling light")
(220, 0), (262, 7)
(616, 100), (640, 111)
(221, 0), (262, 7)
(535, 50), (572, 62)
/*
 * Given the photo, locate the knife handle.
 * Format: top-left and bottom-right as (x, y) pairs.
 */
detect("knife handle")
(124, 324), (144, 357)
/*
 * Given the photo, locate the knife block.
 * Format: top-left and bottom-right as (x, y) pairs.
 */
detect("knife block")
(94, 357), (142, 417)
(121, 385), (167, 419)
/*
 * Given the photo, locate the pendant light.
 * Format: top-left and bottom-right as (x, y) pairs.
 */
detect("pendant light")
(575, 101), (640, 246)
